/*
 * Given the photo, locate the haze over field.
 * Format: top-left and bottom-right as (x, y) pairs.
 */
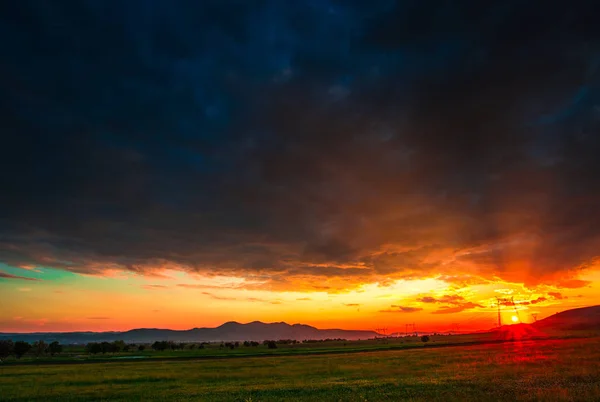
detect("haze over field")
(2, 1), (600, 334)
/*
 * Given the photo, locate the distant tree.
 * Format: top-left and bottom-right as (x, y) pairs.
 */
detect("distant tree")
(234, 341), (239, 348)
(267, 341), (277, 349)
(100, 342), (112, 354)
(48, 341), (63, 356)
(32, 340), (47, 357)
(14, 341), (32, 359)
(86, 342), (103, 354)
(243, 341), (250, 347)
(152, 341), (169, 351)
(421, 335), (430, 344)
(138, 345), (146, 352)
(112, 340), (125, 353)
(0, 340), (14, 360)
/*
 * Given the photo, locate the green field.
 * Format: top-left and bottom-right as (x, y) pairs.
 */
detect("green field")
(2, 336), (600, 401)
(0, 333), (511, 365)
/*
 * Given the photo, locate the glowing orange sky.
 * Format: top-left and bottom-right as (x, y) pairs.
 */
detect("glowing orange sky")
(1, 263), (598, 333)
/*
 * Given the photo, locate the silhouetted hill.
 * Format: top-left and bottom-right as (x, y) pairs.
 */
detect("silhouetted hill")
(533, 305), (600, 330)
(0, 322), (378, 344)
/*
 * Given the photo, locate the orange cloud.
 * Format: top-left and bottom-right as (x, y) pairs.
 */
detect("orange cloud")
(380, 306), (423, 313)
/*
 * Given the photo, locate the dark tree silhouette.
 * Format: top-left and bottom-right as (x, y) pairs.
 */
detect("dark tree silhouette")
(32, 340), (47, 357)
(14, 341), (32, 359)
(421, 335), (430, 343)
(138, 345), (146, 351)
(152, 341), (169, 351)
(0, 340), (14, 360)
(86, 342), (103, 354)
(48, 341), (63, 356)
(99, 342), (112, 354)
(112, 340), (125, 353)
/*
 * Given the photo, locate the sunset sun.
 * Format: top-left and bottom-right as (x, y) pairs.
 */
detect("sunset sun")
(512, 315), (519, 323)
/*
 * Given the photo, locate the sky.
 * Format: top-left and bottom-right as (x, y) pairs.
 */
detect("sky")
(1, 1), (600, 333)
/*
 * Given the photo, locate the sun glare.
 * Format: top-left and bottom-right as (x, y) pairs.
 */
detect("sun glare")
(511, 315), (519, 323)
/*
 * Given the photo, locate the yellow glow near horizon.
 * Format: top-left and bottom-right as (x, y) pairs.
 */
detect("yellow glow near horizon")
(1, 263), (599, 333)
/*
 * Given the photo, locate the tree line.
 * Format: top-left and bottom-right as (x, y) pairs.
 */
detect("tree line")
(0, 340), (63, 360)
(0, 337), (359, 360)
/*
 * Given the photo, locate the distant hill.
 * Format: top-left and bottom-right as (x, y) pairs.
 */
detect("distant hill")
(0, 321), (378, 344)
(533, 305), (600, 331)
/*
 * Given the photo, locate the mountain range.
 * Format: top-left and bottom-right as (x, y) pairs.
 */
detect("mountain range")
(2, 305), (599, 344)
(0, 321), (378, 344)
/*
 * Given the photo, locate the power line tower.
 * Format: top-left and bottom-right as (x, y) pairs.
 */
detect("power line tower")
(511, 297), (521, 323)
(495, 296), (522, 326)
(375, 327), (388, 337)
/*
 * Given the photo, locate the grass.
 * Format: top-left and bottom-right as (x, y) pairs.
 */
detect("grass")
(5, 330), (596, 365)
(2, 336), (600, 401)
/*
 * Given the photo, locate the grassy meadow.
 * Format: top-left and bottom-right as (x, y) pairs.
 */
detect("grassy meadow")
(0, 333), (506, 365)
(2, 336), (600, 401)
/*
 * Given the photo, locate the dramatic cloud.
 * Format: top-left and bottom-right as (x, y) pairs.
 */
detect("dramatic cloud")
(380, 306), (423, 313)
(530, 297), (548, 305)
(548, 292), (565, 300)
(1, 2), (600, 291)
(501, 296), (548, 306)
(416, 295), (467, 305)
(0, 271), (39, 281)
(431, 302), (484, 315)
(201, 292), (236, 301)
(417, 294), (484, 314)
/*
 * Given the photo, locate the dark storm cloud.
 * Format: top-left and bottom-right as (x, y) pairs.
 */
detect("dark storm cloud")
(0, 270), (40, 281)
(2, 1), (600, 290)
